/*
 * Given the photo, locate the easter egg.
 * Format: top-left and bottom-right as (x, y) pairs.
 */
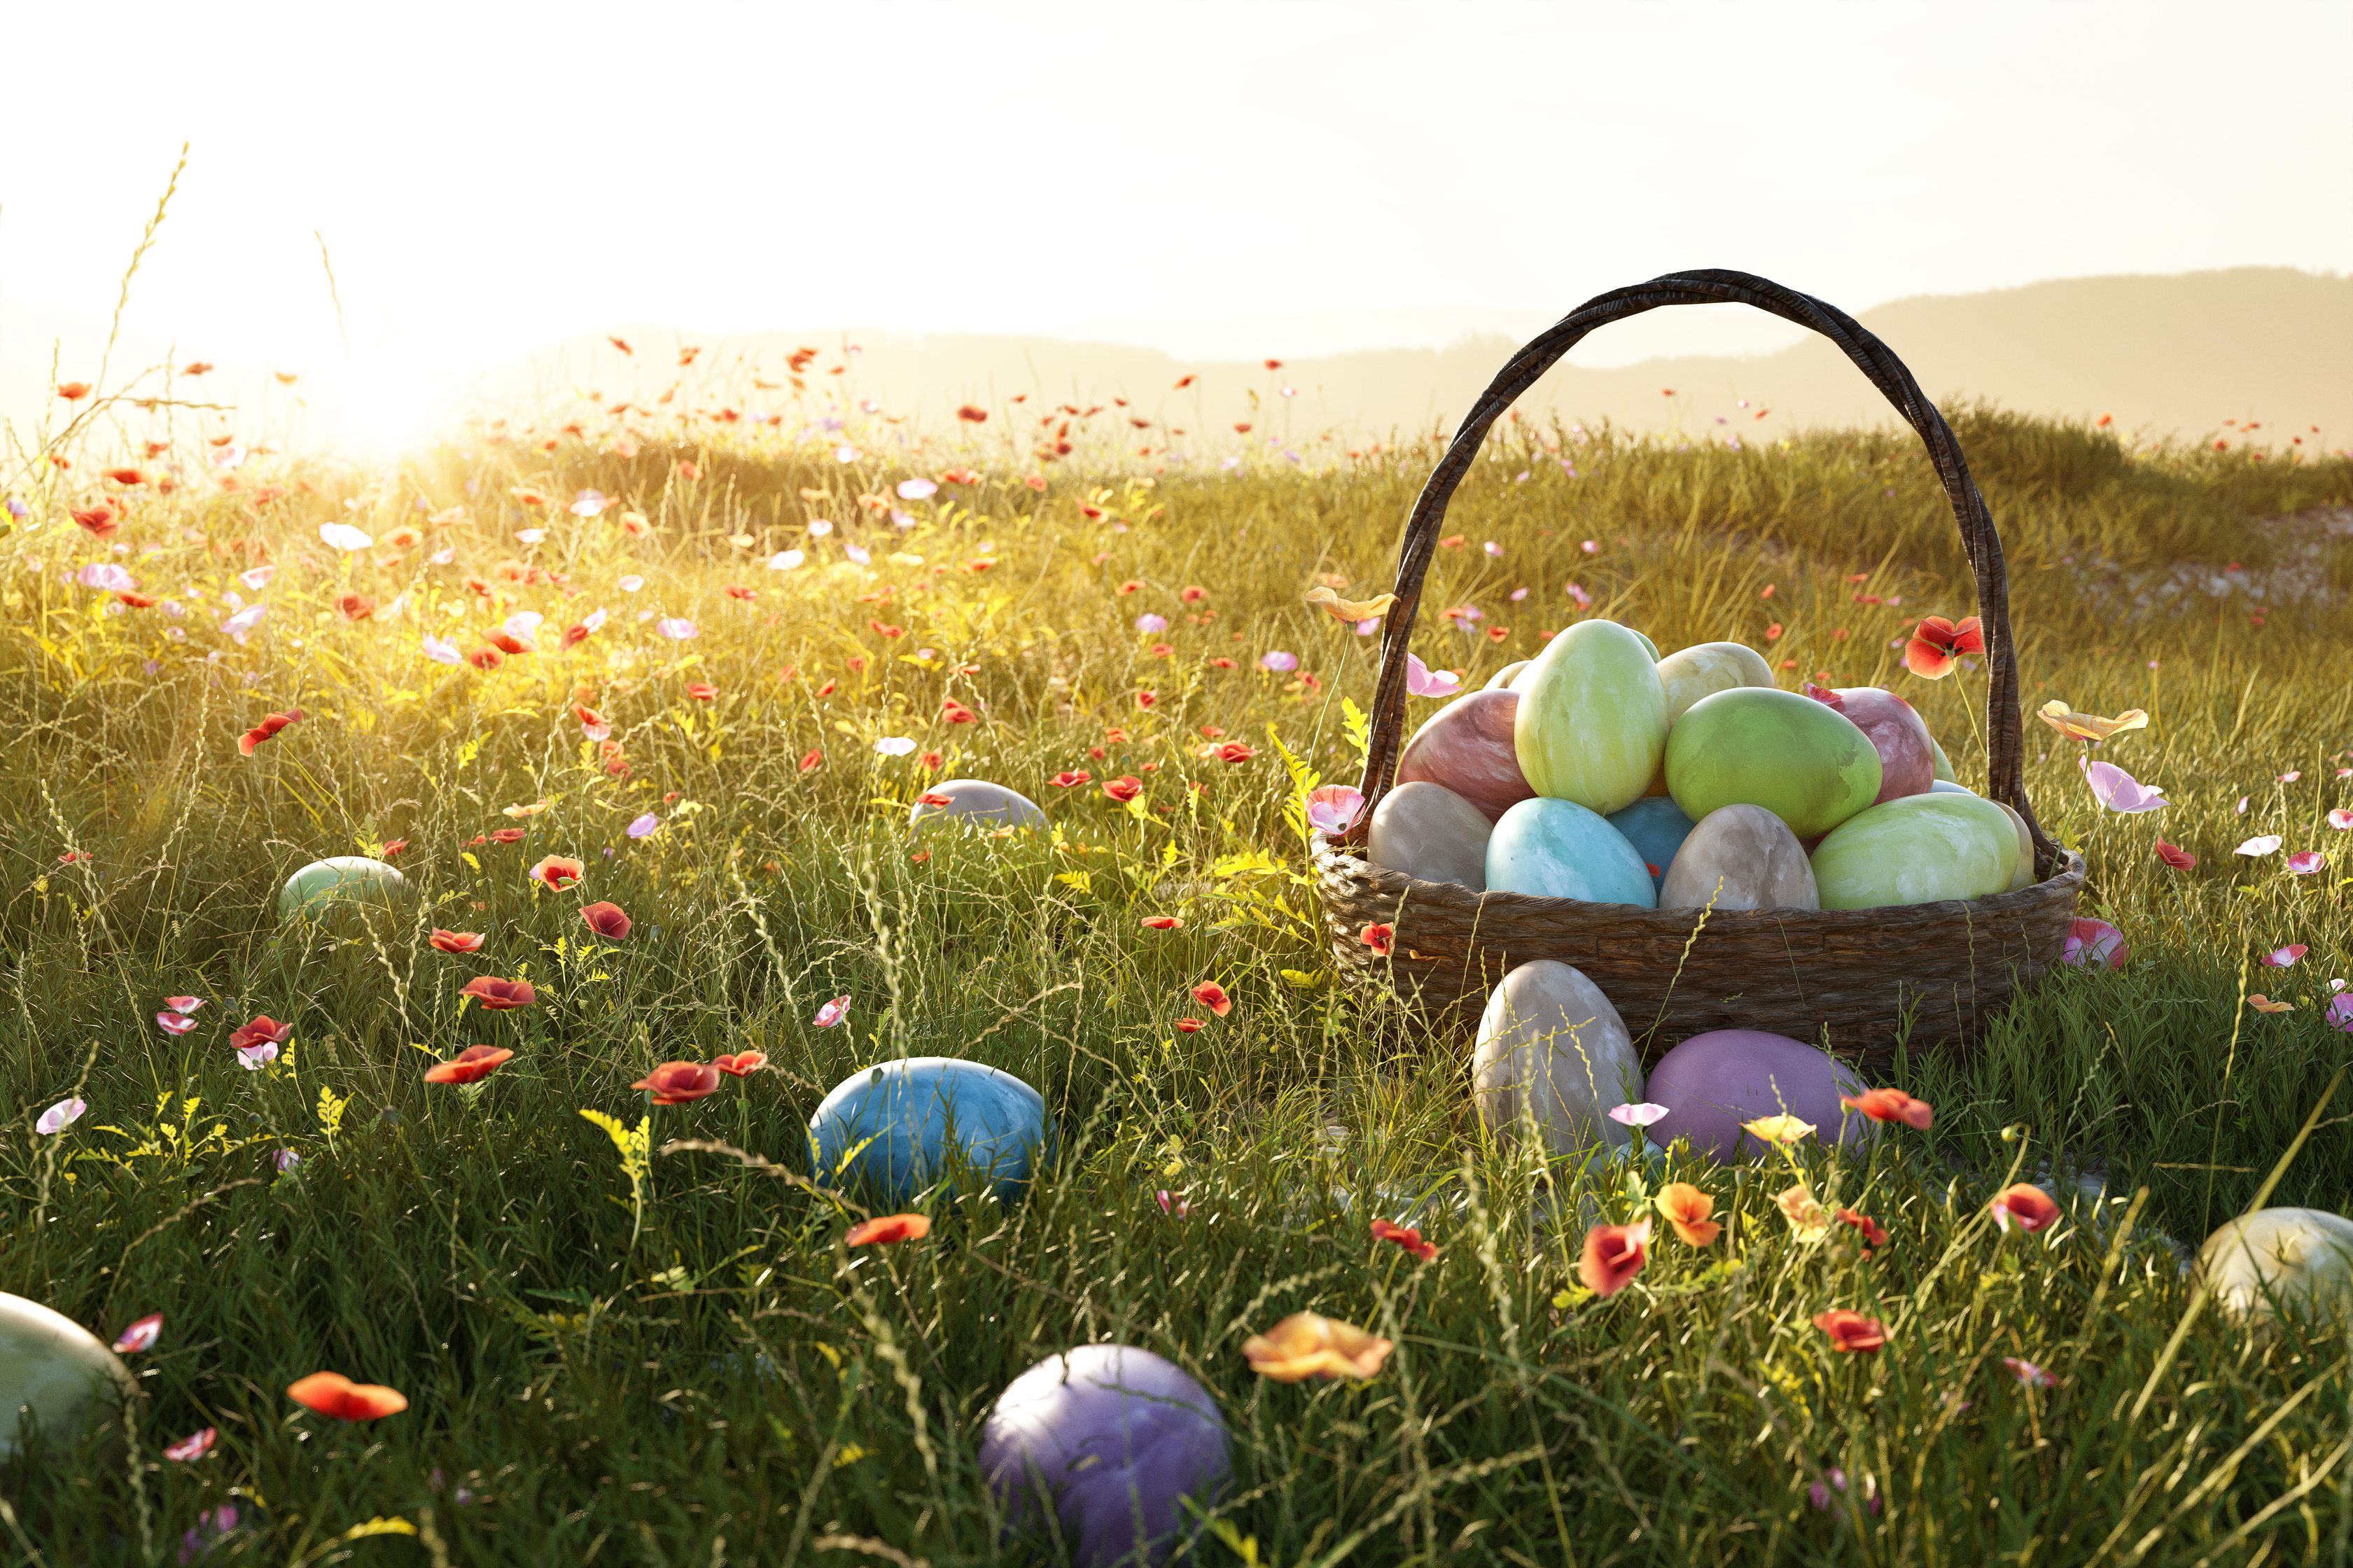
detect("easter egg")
(979, 1344), (1231, 1568)
(0, 1294), (136, 1460)
(1630, 629), (1661, 662)
(1659, 804), (1819, 911)
(1486, 799), (1657, 908)
(2195, 1209), (2353, 1323)
(277, 858), (409, 927)
(809, 1057), (1055, 1208)
(1810, 792), (2019, 909)
(1395, 688), (1534, 822)
(1930, 735), (1957, 783)
(1644, 1030), (1871, 1161)
(1928, 779), (1974, 795)
(1369, 781), (1491, 891)
(909, 778), (1046, 833)
(1512, 620), (1668, 815)
(1605, 797), (1696, 894)
(1664, 687), (1882, 839)
(1825, 687), (1934, 804)
(1656, 641), (1775, 724)
(1472, 961), (1642, 1155)
(1994, 802), (2037, 891)
(1486, 659), (1532, 691)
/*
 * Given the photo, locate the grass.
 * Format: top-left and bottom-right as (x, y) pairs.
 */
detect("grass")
(1, 393), (2351, 1565)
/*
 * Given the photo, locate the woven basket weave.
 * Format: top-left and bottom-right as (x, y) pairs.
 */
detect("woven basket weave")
(1313, 270), (2083, 1068)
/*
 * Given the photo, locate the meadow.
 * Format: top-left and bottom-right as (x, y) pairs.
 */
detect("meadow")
(2, 374), (2351, 1565)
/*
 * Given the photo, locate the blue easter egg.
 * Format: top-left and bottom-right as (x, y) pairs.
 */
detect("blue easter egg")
(1605, 797), (1697, 893)
(809, 1057), (1055, 1208)
(1486, 798), (1658, 908)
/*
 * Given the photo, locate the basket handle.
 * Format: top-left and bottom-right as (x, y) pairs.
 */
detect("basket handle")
(1355, 268), (2053, 878)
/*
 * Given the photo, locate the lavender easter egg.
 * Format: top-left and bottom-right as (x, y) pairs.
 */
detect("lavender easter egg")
(1395, 688), (1532, 822)
(2195, 1209), (2353, 1323)
(909, 778), (1046, 833)
(1605, 797), (1696, 894)
(979, 1344), (1231, 1567)
(0, 1294), (136, 1460)
(1645, 1030), (1871, 1161)
(1664, 687), (1882, 839)
(1827, 687), (1934, 804)
(1512, 620), (1668, 815)
(1659, 804), (1818, 911)
(1369, 781), (1490, 890)
(1486, 799), (1656, 908)
(1810, 792), (2018, 909)
(1473, 961), (1642, 1154)
(809, 1057), (1054, 1208)
(1656, 641), (1775, 723)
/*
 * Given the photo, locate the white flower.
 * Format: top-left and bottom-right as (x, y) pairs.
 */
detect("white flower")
(36, 1096), (87, 1135)
(421, 634), (462, 666)
(873, 736), (916, 756)
(319, 522), (373, 552)
(767, 550), (806, 571)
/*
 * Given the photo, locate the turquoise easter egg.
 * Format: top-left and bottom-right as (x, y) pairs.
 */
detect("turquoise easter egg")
(1605, 797), (1696, 893)
(277, 858), (410, 927)
(1929, 735), (1956, 783)
(1511, 620), (1668, 815)
(1810, 792), (2020, 909)
(0, 1294), (135, 1459)
(1486, 799), (1657, 907)
(1928, 779), (1974, 795)
(1655, 641), (1774, 723)
(809, 1057), (1056, 1208)
(1664, 688), (1882, 839)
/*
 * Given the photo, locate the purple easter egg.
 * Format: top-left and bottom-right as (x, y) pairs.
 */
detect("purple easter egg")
(1829, 687), (1935, 804)
(1645, 1029), (1871, 1160)
(979, 1344), (1231, 1567)
(1395, 688), (1533, 823)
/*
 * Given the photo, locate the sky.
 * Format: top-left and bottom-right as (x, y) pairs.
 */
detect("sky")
(4, 0), (2348, 450)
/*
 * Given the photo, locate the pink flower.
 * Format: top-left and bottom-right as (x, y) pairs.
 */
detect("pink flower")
(1258, 650), (1298, 673)
(2004, 1357), (2056, 1388)
(111, 1313), (162, 1354)
(2328, 993), (2353, 1034)
(1404, 653), (1460, 698)
(2261, 945), (2308, 968)
(1607, 1102), (1670, 1128)
(813, 995), (850, 1028)
(165, 995), (203, 1013)
(163, 1427), (217, 1462)
(156, 1011), (197, 1035)
(2328, 808), (2352, 830)
(1306, 784), (1365, 836)
(2080, 756), (2166, 813)
(2235, 834), (2282, 857)
(2060, 917), (2128, 969)
(2286, 850), (2326, 876)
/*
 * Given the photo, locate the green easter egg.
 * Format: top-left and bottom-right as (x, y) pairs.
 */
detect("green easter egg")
(1665, 688), (1882, 839)
(1809, 792), (2020, 909)
(1511, 620), (1669, 816)
(278, 858), (410, 927)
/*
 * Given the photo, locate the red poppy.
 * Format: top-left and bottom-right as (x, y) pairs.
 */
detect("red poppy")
(424, 1045), (512, 1084)
(57, 381), (92, 400)
(919, 750), (943, 769)
(564, 621), (592, 648)
(287, 1371), (407, 1422)
(685, 682), (718, 701)
(1212, 742), (1255, 764)
(2156, 840), (2198, 871)
(337, 592), (375, 622)
(1988, 1183), (2060, 1234)
(1835, 1208), (1888, 1248)
(713, 1051), (768, 1077)
(580, 902), (631, 941)
(799, 748), (824, 773)
(228, 1016), (293, 1052)
(527, 855), (585, 890)
(1103, 776), (1143, 804)
(466, 647), (505, 671)
(1370, 1217), (1438, 1262)
(1813, 1310), (1887, 1354)
(116, 591), (157, 608)
(1190, 982), (1233, 1017)
(238, 709), (304, 756)
(1047, 773), (1091, 792)
(429, 928), (486, 954)
(380, 839), (408, 860)
(1904, 615), (1984, 680)
(70, 503), (119, 538)
(633, 1060), (720, 1104)
(846, 1212), (932, 1246)
(1133, 690), (1157, 710)
(484, 630), (529, 656)
(1578, 1219), (1651, 1298)
(1838, 1087), (1933, 1130)
(1359, 923), (1395, 956)
(460, 976), (536, 1011)
(488, 827), (527, 844)
(941, 467), (980, 484)
(724, 584), (757, 601)
(1175, 1018), (1206, 1033)
(956, 405), (989, 423)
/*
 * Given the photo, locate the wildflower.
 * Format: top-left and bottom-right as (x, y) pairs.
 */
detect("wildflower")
(229, 1016), (292, 1053)
(35, 1097), (86, 1135)
(112, 1314), (162, 1354)
(459, 976), (536, 1011)
(580, 902), (632, 941)
(2235, 834), (2282, 857)
(1777, 1183), (1831, 1242)
(1988, 1183), (2060, 1233)
(429, 929), (486, 954)
(288, 1372), (407, 1422)
(1140, 915), (1183, 931)
(1813, 1310), (1887, 1353)
(1403, 653), (1459, 697)
(1835, 1208), (1888, 1248)
(633, 1061), (721, 1105)
(1242, 1312), (1392, 1381)
(1743, 1114), (1817, 1147)
(1654, 1184), (1721, 1247)
(2156, 840), (2198, 870)
(1190, 982), (1233, 1017)
(1174, 1018), (1205, 1033)
(2081, 757), (2167, 813)
(1904, 615), (1983, 679)
(2261, 945), (2308, 968)
(2035, 701), (2149, 742)
(1051, 771), (1092, 788)
(1607, 1101), (1670, 1129)
(163, 1428), (217, 1462)
(2004, 1357), (2057, 1388)
(813, 995), (851, 1028)
(712, 1051), (768, 1077)
(1579, 1219), (1652, 1297)
(2287, 850), (2326, 875)
(238, 709), (305, 756)
(1103, 776), (1143, 804)
(424, 1046), (512, 1085)
(1305, 784), (1364, 835)
(1840, 1088), (1933, 1130)
(156, 1011), (197, 1035)
(527, 855), (585, 890)
(1370, 1217), (1439, 1262)
(2060, 917), (2129, 969)
(846, 1212), (931, 1246)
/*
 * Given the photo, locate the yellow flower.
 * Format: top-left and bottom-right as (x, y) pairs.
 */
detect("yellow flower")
(1241, 1312), (1394, 1382)
(2037, 700), (2149, 743)
(1743, 1114), (1817, 1147)
(1655, 1182), (1722, 1247)
(1776, 1182), (1831, 1242)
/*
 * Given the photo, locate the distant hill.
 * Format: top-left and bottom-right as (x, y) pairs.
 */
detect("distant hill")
(463, 267), (2352, 451)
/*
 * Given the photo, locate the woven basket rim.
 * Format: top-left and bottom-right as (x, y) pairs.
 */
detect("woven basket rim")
(1313, 834), (2086, 929)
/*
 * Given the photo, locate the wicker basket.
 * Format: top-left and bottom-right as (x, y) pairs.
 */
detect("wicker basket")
(1313, 269), (2083, 1068)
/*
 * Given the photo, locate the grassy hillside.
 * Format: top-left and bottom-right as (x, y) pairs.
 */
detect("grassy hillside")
(1, 405), (2349, 1564)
